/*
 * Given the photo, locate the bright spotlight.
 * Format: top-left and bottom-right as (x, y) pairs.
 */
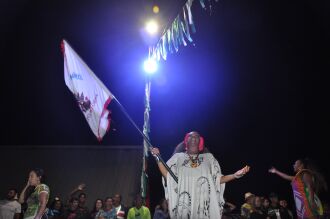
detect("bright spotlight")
(153, 5), (160, 14)
(144, 58), (158, 74)
(145, 20), (158, 35)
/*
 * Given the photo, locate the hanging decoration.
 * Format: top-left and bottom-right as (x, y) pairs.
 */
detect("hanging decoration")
(149, 0), (218, 61)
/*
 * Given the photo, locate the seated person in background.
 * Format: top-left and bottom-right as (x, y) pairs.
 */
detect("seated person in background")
(127, 194), (150, 219)
(62, 197), (79, 219)
(241, 192), (255, 219)
(0, 188), (21, 219)
(279, 199), (293, 219)
(69, 184), (89, 219)
(112, 194), (127, 219)
(250, 196), (268, 219)
(96, 197), (116, 219)
(267, 192), (291, 219)
(90, 198), (103, 219)
(153, 198), (169, 219)
(47, 197), (63, 219)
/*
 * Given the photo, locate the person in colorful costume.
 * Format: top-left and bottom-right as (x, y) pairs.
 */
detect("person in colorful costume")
(19, 168), (49, 219)
(151, 131), (250, 219)
(269, 159), (327, 219)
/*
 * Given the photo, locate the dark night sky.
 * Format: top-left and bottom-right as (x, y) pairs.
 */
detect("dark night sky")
(1, 0), (329, 208)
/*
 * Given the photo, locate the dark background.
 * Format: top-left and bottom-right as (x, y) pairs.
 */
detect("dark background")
(1, 0), (329, 212)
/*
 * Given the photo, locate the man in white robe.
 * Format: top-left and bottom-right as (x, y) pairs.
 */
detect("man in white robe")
(152, 131), (250, 219)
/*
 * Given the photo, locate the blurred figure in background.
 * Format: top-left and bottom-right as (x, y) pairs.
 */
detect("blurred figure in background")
(127, 194), (150, 219)
(250, 196), (268, 219)
(261, 198), (270, 216)
(0, 188), (21, 219)
(95, 197), (116, 219)
(90, 199), (103, 219)
(241, 192), (255, 219)
(279, 199), (293, 219)
(47, 197), (63, 219)
(153, 198), (169, 219)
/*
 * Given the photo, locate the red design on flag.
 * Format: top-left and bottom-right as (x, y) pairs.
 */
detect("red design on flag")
(62, 39), (113, 141)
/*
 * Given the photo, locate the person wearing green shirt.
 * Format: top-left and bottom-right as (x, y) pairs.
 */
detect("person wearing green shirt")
(127, 194), (151, 219)
(19, 168), (49, 219)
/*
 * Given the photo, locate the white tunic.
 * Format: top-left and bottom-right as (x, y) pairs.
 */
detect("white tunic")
(163, 152), (225, 219)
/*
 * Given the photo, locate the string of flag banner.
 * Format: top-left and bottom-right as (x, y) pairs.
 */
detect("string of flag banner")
(149, 0), (218, 61)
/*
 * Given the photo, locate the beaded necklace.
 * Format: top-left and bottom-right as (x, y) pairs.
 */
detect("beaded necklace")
(187, 153), (200, 168)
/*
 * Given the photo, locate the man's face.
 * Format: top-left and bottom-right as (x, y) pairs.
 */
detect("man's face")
(135, 196), (143, 208)
(254, 197), (261, 208)
(7, 190), (16, 200)
(71, 200), (79, 210)
(247, 196), (255, 205)
(113, 194), (121, 206)
(161, 200), (168, 210)
(105, 198), (113, 208)
(270, 196), (279, 205)
(186, 132), (200, 154)
(280, 200), (287, 208)
(79, 194), (86, 204)
(54, 200), (62, 210)
(263, 199), (270, 208)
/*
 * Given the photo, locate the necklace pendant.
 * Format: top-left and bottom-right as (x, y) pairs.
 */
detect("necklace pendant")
(187, 153), (200, 168)
(191, 162), (198, 168)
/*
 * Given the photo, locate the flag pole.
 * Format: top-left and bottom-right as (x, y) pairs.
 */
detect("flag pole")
(112, 96), (179, 183)
(141, 78), (151, 205)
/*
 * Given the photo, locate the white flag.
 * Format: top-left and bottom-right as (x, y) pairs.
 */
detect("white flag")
(62, 39), (113, 141)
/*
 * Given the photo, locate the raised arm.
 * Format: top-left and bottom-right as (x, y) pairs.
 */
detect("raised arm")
(64, 183), (85, 207)
(19, 182), (30, 204)
(151, 147), (168, 179)
(220, 165), (250, 184)
(268, 167), (294, 181)
(69, 183), (86, 197)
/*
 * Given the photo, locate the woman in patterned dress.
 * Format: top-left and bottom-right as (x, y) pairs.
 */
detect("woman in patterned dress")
(269, 159), (327, 219)
(19, 168), (49, 219)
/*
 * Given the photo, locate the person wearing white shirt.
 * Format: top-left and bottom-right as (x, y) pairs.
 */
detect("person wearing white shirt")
(0, 188), (21, 219)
